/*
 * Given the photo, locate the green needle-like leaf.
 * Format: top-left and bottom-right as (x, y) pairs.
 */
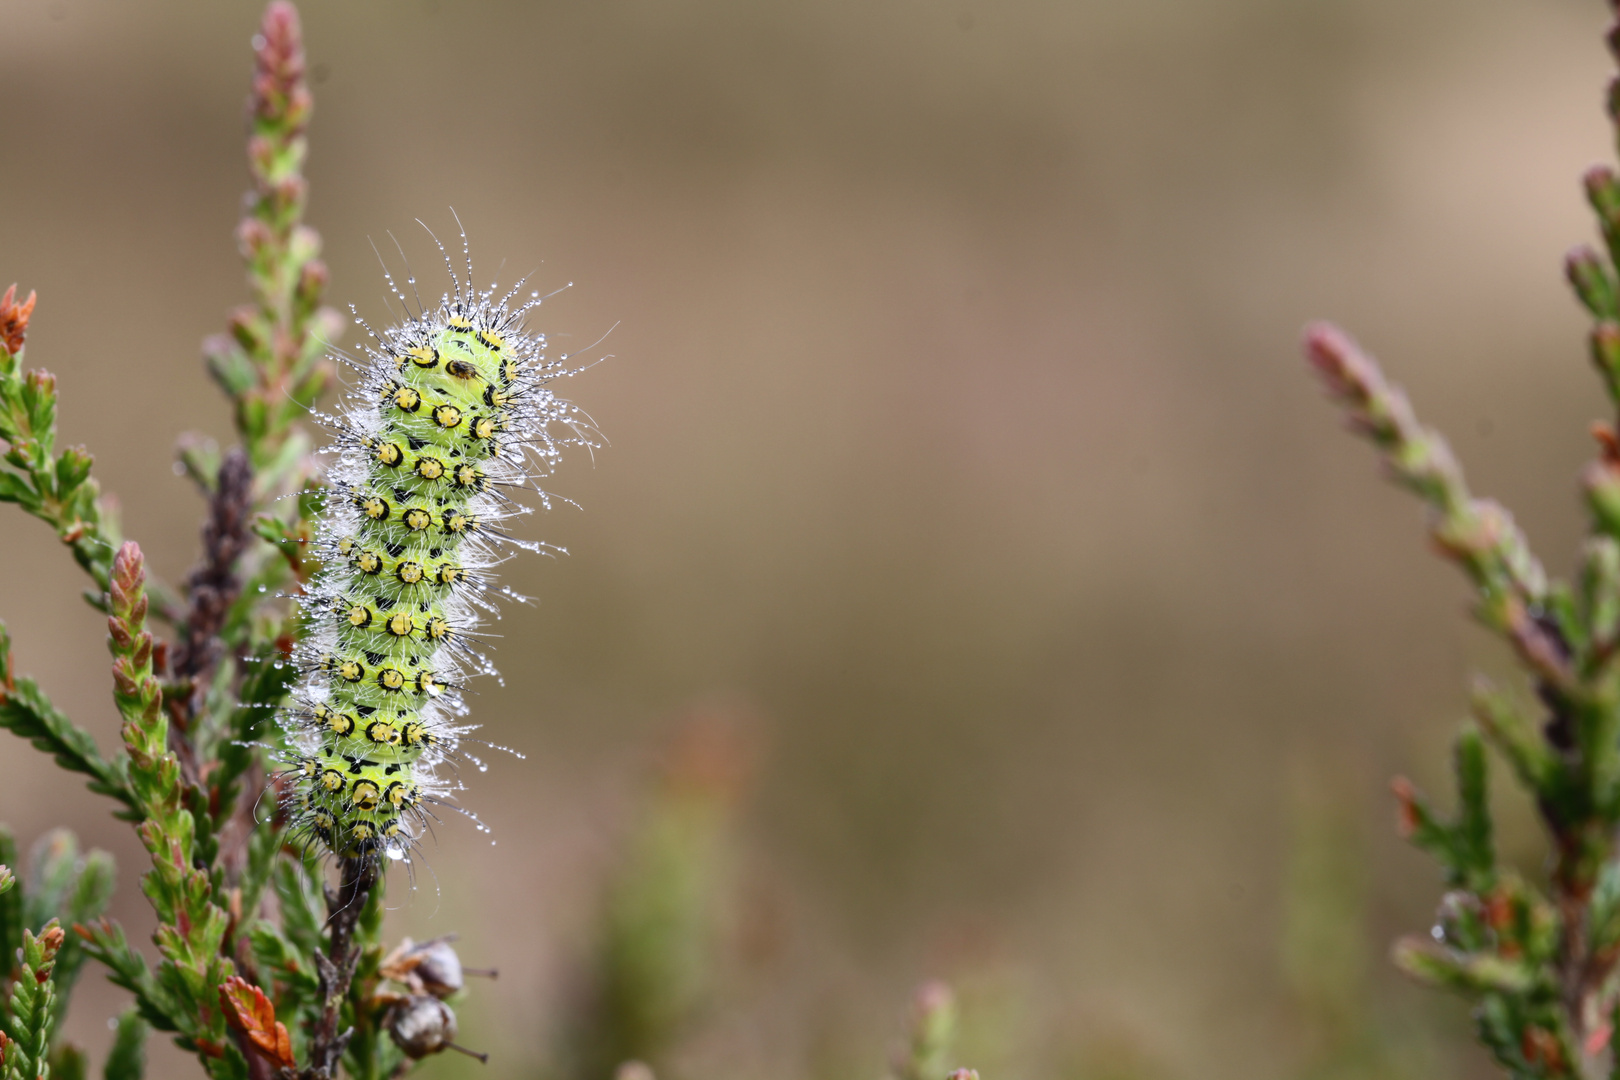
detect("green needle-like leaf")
(101, 1010), (146, 1080)
(0, 628), (135, 818)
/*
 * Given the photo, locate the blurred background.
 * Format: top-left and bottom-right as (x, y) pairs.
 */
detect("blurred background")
(0, 0), (1613, 1076)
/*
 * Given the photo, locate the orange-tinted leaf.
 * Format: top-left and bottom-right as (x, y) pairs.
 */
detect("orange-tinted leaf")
(270, 1019), (293, 1069)
(220, 975), (297, 1070)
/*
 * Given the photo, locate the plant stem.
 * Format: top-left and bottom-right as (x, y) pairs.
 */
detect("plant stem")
(303, 858), (376, 1080)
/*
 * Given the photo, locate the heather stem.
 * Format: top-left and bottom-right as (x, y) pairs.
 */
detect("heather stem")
(1304, 324), (1568, 688)
(203, 0), (337, 474)
(303, 858), (376, 1080)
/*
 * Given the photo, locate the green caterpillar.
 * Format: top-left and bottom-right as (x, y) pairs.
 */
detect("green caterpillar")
(280, 238), (594, 867)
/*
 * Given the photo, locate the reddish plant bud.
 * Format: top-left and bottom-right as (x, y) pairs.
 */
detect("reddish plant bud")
(283, 87), (312, 130)
(251, 2), (311, 135)
(1590, 166), (1620, 217)
(112, 541), (145, 592)
(1484, 888), (1513, 931)
(1521, 1026), (1565, 1070)
(39, 924), (64, 953)
(1391, 776), (1420, 838)
(1592, 322), (1620, 381)
(272, 175), (308, 207)
(107, 617), (132, 651)
(237, 216), (274, 257)
(228, 306), (265, 355)
(1567, 246), (1618, 319)
(911, 980), (952, 1022)
(296, 259), (328, 299)
(0, 285), (36, 354)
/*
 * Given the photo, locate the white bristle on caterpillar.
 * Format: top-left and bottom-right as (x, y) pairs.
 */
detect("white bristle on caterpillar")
(276, 231), (598, 868)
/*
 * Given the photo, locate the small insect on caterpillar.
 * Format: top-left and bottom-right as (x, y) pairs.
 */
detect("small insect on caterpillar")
(279, 227), (599, 870)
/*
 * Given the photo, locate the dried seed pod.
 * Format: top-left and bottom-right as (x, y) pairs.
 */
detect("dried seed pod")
(379, 935), (474, 998)
(387, 995), (457, 1059)
(409, 938), (465, 998)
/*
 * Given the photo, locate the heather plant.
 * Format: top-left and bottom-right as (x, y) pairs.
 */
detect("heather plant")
(1304, 3), (1620, 1075)
(0, 2), (565, 1076)
(0, 4), (982, 1080)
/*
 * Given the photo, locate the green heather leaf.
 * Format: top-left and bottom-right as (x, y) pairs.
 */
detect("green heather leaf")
(53, 449), (91, 499)
(51, 1042), (88, 1080)
(53, 847), (115, 1005)
(26, 829), (81, 931)
(1453, 727), (1494, 888)
(0, 827), (21, 968)
(76, 920), (180, 1034)
(1469, 677), (1555, 797)
(273, 858), (323, 960)
(247, 921), (319, 1000)
(200, 1046), (249, 1080)
(0, 628), (136, 817)
(6, 924), (61, 1080)
(202, 340), (257, 399)
(1570, 246), (1620, 320)
(1392, 937), (1537, 995)
(101, 1009), (146, 1080)
(0, 472), (35, 506)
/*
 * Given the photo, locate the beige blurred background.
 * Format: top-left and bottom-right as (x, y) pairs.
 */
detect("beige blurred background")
(1, 0), (1615, 1077)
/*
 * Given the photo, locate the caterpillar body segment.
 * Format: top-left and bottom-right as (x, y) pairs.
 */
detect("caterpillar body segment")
(278, 248), (595, 867)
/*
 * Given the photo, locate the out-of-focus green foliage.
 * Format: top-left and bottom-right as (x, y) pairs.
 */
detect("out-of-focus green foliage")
(554, 719), (744, 1080)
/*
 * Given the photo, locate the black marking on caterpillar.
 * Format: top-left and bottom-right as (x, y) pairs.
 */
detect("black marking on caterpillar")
(276, 229), (599, 873)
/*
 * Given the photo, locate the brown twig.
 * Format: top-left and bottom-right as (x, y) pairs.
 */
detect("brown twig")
(302, 857), (377, 1079)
